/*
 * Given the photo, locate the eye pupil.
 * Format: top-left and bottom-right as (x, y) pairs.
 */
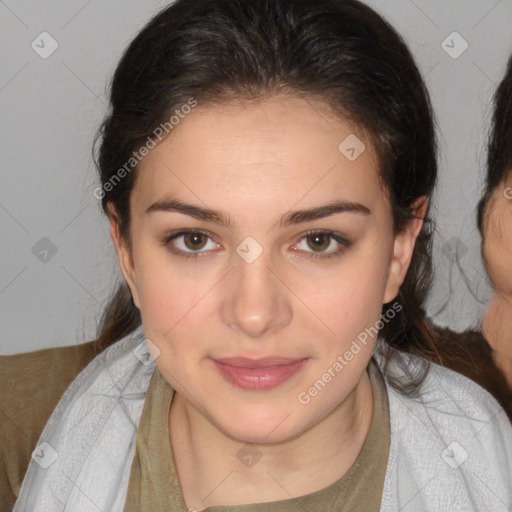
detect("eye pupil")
(185, 233), (207, 250)
(307, 234), (329, 251)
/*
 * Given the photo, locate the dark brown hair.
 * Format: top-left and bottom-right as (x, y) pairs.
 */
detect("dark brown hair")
(92, 0), (440, 394)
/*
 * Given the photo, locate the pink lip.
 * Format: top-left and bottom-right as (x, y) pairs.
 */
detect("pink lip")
(211, 357), (309, 390)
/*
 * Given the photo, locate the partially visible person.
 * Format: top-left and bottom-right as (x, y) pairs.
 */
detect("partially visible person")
(431, 55), (512, 416)
(478, 54), (512, 389)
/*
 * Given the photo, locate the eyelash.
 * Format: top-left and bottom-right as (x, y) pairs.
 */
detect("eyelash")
(160, 229), (351, 260)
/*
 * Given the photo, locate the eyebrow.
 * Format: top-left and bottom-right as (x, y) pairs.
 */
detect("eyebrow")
(145, 198), (371, 228)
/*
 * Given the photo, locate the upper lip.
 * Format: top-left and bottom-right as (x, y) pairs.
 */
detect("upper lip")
(213, 357), (308, 368)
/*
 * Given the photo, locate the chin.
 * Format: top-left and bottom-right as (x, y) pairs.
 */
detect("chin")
(222, 424), (299, 446)
(211, 406), (306, 445)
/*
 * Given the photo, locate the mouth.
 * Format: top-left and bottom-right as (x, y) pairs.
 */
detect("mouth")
(210, 357), (309, 391)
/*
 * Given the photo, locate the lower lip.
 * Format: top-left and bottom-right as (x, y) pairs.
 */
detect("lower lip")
(212, 359), (309, 390)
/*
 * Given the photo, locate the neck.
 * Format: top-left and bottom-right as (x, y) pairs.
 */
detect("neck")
(482, 292), (512, 387)
(169, 368), (374, 511)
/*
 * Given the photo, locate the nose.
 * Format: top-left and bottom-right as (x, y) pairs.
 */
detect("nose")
(221, 251), (293, 338)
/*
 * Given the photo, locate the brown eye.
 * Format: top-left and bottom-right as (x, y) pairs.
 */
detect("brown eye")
(183, 232), (208, 250)
(293, 230), (350, 260)
(162, 230), (220, 258)
(306, 233), (331, 252)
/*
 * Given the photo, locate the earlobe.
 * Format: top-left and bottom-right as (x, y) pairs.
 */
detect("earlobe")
(383, 196), (428, 304)
(107, 203), (141, 309)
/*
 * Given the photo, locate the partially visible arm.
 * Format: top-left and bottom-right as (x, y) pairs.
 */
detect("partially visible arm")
(0, 341), (98, 510)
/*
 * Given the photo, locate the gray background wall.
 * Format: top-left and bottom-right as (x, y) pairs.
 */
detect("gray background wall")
(1, 0), (511, 354)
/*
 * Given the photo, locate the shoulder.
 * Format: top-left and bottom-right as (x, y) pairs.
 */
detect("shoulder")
(376, 347), (512, 511)
(376, 345), (511, 435)
(388, 354), (511, 434)
(0, 341), (99, 415)
(0, 339), (98, 375)
(0, 340), (98, 507)
(12, 328), (152, 511)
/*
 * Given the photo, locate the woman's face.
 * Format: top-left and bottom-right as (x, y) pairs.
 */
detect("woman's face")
(482, 169), (512, 297)
(110, 94), (421, 443)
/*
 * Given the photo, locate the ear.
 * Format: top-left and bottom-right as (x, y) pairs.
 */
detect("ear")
(107, 202), (140, 309)
(383, 196), (428, 304)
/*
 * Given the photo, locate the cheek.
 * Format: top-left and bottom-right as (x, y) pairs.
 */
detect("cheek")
(302, 249), (392, 342)
(482, 189), (512, 294)
(484, 226), (512, 295)
(131, 242), (209, 333)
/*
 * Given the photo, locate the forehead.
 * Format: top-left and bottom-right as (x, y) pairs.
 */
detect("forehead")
(133, 94), (384, 213)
